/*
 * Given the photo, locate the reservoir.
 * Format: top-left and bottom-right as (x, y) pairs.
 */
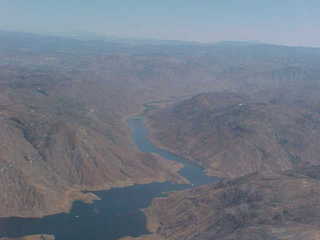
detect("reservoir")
(0, 116), (220, 240)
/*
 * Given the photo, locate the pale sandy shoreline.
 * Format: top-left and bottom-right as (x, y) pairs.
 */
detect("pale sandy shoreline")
(1, 102), (186, 240)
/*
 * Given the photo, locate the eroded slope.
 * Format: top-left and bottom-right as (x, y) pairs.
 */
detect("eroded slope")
(148, 92), (320, 178)
(0, 64), (184, 218)
(143, 167), (320, 240)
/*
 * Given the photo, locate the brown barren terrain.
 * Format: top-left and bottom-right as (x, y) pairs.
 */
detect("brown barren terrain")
(143, 166), (320, 240)
(147, 92), (320, 178)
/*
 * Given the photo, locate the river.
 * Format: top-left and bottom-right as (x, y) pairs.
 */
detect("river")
(0, 116), (220, 240)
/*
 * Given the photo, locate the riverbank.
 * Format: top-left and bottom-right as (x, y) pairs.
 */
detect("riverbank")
(0, 234), (55, 240)
(0, 103), (219, 240)
(2, 102), (185, 220)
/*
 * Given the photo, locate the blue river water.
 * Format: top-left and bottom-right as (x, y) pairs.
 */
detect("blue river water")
(0, 117), (220, 240)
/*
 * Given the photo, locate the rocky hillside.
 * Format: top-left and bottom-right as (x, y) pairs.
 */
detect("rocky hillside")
(141, 166), (320, 240)
(147, 92), (320, 178)
(0, 61), (184, 218)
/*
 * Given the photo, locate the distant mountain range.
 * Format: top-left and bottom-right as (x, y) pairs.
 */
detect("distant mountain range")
(1, 30), (319, 56)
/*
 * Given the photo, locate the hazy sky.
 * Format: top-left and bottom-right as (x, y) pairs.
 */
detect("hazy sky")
(1, 0), (319, 47)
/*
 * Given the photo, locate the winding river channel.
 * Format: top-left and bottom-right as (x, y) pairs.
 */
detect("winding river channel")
(0, 116), (220, 240)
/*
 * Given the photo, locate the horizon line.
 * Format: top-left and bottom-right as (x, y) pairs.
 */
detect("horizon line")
(1, 28), (319, 49)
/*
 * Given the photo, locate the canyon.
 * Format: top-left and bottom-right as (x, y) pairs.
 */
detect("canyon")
(1, 31), (320, 239)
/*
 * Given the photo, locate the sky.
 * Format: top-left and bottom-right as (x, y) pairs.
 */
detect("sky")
(1, 0), (319, 47)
